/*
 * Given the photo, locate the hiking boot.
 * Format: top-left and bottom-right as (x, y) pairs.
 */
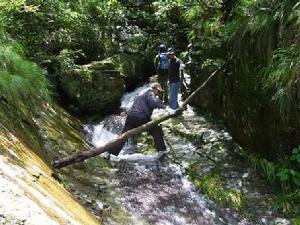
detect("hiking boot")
(109, 154), (119, 162)
(158, 150), (168, 158)
(174, 109), (183, 116)
(102, 152), (111, 160)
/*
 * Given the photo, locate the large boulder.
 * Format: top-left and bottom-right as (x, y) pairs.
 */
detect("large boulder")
(56, 52), (154, 115)
(59, 60), (125, 114)
(109, 53), (154, 90)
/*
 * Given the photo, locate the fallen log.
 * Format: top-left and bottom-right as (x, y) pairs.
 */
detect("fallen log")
(52, 65), (225, 169)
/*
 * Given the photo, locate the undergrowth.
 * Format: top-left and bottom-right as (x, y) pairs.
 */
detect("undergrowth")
(248, 145), (300, 217)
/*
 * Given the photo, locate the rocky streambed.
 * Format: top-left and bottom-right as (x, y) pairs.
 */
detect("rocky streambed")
(76, 84), (292, 225)
(0, 84), (292, 225)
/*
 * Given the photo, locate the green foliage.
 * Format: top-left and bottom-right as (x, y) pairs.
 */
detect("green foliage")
(83, 0), (126, 56)
(294, 217), (300, 225)
(0, 0), (25, 30)
(248, 147), (300, 217)
(250, 146), (300, 189)
(232, 0), (300, 123)
(0, 34), (51, 155)
(127, 0), (188, 52)
(189, 171), (247, 211)
(277, 146), (300, 189)
(16, 1), (101, 60)
(2, 0), (191, 71)
(260, 159), (276, 184)
(2, 0), (130, 63)
(0, 34), (50, 109)
(184, 0), (300, 167)
(273, 190), (300, 217)
(184, 3), (222, 54)
(262, 45), (300, 123)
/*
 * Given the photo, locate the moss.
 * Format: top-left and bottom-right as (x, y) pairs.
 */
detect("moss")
(293, 218), (300, 225)
(188, 169), (247, 211)
(1, 98), (142, 224)
(59, 58), (125, 115)
(35, 104), (136, 223)
(165, 124), (202, 143)
(0, 129), (100, 225)
(0, 103), (50, 166)
(57, 52), (153, 115)
(130, 132), (156, 154)
(109, 53), (153, 89)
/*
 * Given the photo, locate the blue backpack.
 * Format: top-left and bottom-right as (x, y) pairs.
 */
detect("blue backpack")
(159, 53), (169, 70)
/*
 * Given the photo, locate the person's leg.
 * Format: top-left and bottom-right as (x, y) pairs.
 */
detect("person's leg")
(169, 81), (180, 109)
(107, 118), (132, 156)
(158, 69), (168, 103)
(107, 115), (150, 156)
(148, 125), (166, 151)
(173, 81), (180, 108)
(162, 76), (169, 103)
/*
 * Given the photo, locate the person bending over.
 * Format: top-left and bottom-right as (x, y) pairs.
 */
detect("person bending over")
(107, 82), (175, 157)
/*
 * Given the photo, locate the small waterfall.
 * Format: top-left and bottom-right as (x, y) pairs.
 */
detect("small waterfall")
(121, 84), (150, 111)
(85, 83), (149, 150)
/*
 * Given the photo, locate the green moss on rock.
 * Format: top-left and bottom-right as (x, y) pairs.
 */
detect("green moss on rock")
(57, 52), (153, 115)
(188, 169), (247, 211)
(109, 53), (154, 90)
(59, 60), (125, 114)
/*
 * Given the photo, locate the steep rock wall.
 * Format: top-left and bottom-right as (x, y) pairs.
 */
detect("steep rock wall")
(0, 125), (100, 225)
(189, 65), (300, 158)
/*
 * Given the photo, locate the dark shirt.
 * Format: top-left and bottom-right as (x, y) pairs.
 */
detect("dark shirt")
(128, 88), (165, 119)
(168, 57), (181, 83)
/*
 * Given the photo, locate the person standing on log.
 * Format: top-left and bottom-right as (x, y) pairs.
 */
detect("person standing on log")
(167, 48), (182, 110)
(154, 44), (169, 103)
(107, 82), (176, 157)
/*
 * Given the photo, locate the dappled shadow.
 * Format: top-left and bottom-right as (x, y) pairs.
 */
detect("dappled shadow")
(115, 160), (229, 225)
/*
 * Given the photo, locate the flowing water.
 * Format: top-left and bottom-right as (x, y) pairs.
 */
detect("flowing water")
(84, 83), (291, 225)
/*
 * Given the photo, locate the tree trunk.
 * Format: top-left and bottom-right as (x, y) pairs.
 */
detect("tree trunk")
(52, 65), (224, 169)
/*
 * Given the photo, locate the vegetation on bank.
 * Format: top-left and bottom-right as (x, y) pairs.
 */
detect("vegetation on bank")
(248, 146), (300, 217)
(189, 169), (247, 211)
(0, 34), (50, 109)
(0, 34), (51, 156)
(182, 0), (300, 218)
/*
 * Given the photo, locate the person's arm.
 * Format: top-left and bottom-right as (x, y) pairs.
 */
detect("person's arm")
(154, 55), (159, 73)
(179, 59), (184, 80)
(147, 91), (165, 109)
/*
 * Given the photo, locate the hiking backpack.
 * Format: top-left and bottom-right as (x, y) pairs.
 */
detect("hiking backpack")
(159, 53), (169, 70)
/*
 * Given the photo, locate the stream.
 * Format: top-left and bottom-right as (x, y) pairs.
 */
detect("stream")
(82, 83), (291, 225)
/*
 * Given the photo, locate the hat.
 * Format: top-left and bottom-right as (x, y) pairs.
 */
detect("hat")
(167, 47), (175, 54)
(151, 82), (164, 92)
(159, 44), (166, 52)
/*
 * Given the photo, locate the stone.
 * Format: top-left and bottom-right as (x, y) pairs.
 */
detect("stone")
(59, 60), (125, 114)
(109, 53), (154, 90)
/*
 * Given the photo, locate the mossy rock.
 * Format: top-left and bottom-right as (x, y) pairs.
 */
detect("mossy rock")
(59, 60), (125, 114)
(58, 52), (153, 115)
(109, 53), (154, 90)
